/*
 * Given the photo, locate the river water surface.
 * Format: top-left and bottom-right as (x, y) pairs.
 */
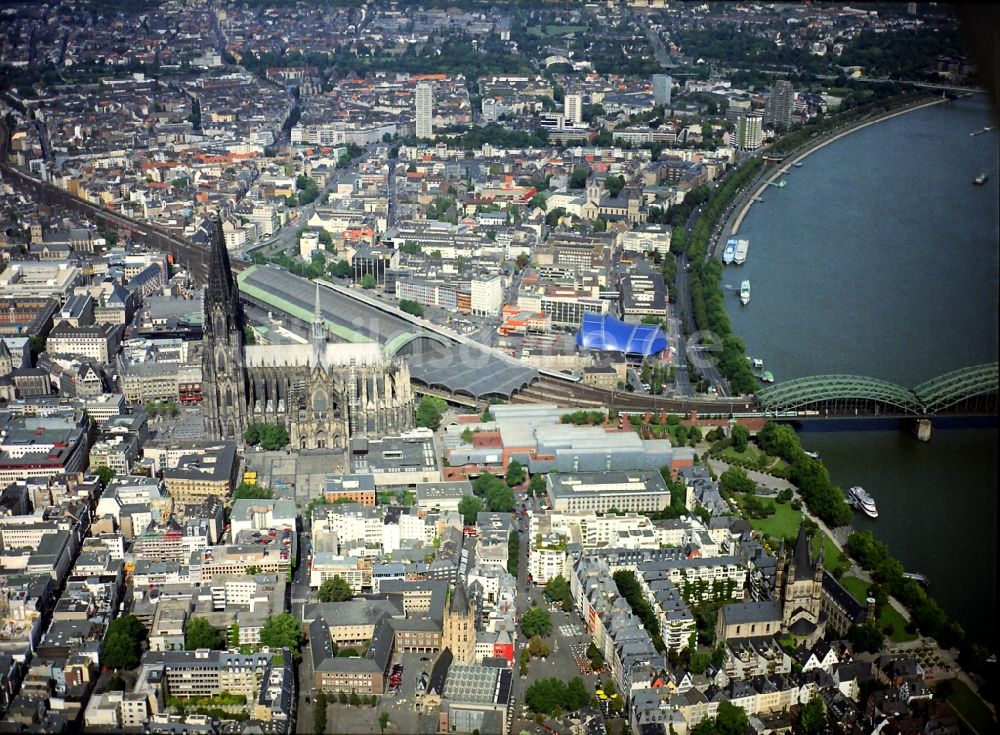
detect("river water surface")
(724, 95), (999, 646)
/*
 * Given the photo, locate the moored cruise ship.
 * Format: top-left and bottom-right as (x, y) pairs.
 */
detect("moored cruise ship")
(849, 486), (878, 518)
(734, 239), (750, 264)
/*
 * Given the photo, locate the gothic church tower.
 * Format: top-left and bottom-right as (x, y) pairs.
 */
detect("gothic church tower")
(442, 581), (476, 665)
(202, 217), (250, 440)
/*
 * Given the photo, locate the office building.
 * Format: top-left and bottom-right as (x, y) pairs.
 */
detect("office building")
(653, 74), (673, 107)
(415, 82), (434, 139)
(564, 94), (583, 126)
(765, 80), (794, 130)
(546, 471), (670, 513)
(737, 112), (763, 151)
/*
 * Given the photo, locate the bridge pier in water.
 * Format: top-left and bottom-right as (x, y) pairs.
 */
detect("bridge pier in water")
(914, 418), (932, 442)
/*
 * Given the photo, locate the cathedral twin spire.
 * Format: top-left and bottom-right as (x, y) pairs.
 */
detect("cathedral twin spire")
(205, 216), (244, 336)
(311, 283), (327, 365)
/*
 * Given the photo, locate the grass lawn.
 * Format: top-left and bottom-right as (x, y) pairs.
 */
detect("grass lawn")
(946, 679), (997, 735)
(839, 575), (869, 602)
(717, 445), (789, 475)
(743, 496), (848, 573)
(878, 605), (917, 643)
(637, 423), (700, 448)
(718, 445), (764, 463)
(742, 494), (802, 540)
(839, 576), (917, 643)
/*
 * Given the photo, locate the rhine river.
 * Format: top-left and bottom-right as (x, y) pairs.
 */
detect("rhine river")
(725, 94), (999, 647)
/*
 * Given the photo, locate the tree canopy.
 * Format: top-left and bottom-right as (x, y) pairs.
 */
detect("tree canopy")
(505, 459), (526, 487)
(259, 613), (305, 658)
(102, 615), (147, 670)
(399, 299), (424, 317)
(415, 395), (448, 430)
(690, 701), (749, 735)
(800, 695), (829, 734)
(232, 483), (274, 500)
(719, 466), (756, 495)
(524, 676), (590, 715)
(528, 473), (547, 497)
(730, 423), (751, 452)
(521, 606), (552, 638)
(185, 617), (224, 650)
(94, 465), (115, 489)
(605, 174), (625, 197)
(318, 576), (354, 603)
(544, 575), (573, 611)
(458, 495), (485, 525)
(472, 471), (516, 512)
(244, 423), (289, 450)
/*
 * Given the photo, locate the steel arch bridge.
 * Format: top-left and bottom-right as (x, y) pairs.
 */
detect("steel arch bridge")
(756, 363), (999, 415)
(757, 375), (923, 415)
(914, 363), (1000, 414)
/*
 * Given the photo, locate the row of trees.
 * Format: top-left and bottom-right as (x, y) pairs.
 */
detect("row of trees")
(145, 400), (179, 418)
(681, 159), (765, 395)
(524, 676), (590, 715)
(561, 410), (606, 425)
(612, 570), (665, 652)
(507, 529), (519, 576)
(845, 530), (964, 648)
(251, 249), (351, 282)
(770, 87), (920, 156)
(755, 422), (852, 527)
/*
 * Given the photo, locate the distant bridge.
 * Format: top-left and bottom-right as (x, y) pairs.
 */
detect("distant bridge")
(756, 363), (999, 416)
(851, 77), (987, 96)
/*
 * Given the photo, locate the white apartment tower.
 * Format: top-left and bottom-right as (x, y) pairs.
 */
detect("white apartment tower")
(415, 82), (434, 139)
(765, 79), (794, 130)
(737, 112), (763, 151)
(564, 94), (583, 126)
(653, 74), (672, 107)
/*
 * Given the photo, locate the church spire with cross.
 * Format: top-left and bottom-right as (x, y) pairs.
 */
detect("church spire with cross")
(311, 282), (327, 365)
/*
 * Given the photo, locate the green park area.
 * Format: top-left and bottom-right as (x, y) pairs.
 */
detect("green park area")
(838, 576), (916, 643)
(740, 495), (848, 574)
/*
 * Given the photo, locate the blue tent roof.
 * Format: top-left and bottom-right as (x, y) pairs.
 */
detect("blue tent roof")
(576, 313), (668, 356)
